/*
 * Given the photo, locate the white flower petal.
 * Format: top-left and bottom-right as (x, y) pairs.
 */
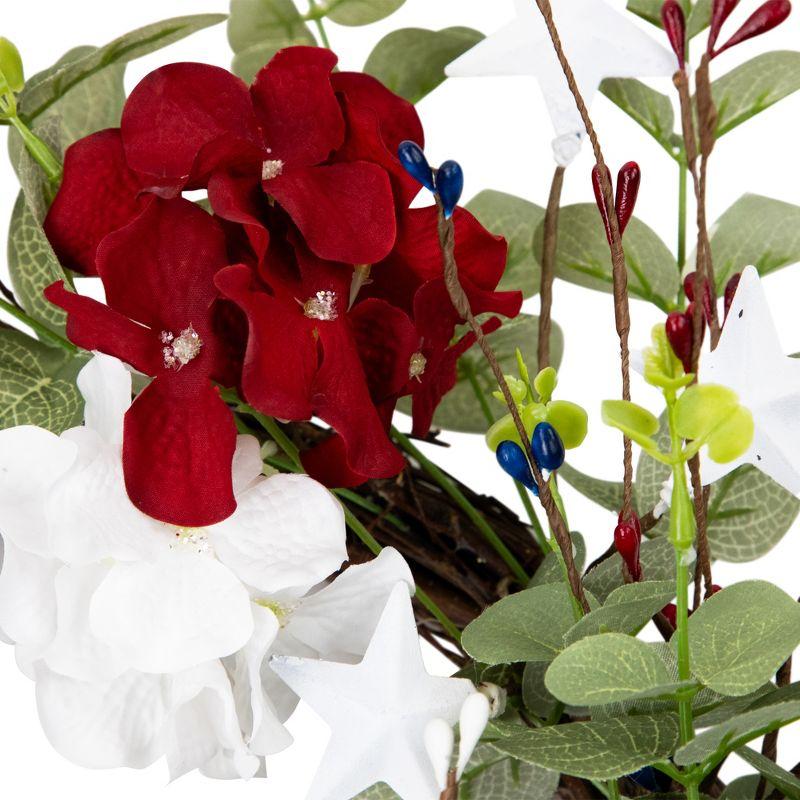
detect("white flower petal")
(456, 693), (490, 778)
(36, 666), (167, 769)
(0, 538), (58, 647)
(77, 353), (131, 445)
(44, 563), (129, 683)
(165, 661), (260, 781)
(211, 473), (346, 595)
(46, 427), (168, 564)
(232, 434), (264, 494)
(90, 551), (253, 673)
(288, 547), (414, 661)
(0, 426), (76, 555)
(424, 718), (454, 790)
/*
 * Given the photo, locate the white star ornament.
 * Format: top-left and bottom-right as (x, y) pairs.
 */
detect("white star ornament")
(702, 265), (800, 494)
(270, 582), (476, 800)
(445, 0), (675, 164)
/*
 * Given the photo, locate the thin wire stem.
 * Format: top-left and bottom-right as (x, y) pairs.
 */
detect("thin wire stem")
(307, 0), (332, 48)
(0, 297), (78, 353)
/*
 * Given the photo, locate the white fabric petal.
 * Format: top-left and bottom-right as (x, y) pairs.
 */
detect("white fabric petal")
(211, 473), (346, 595)
(287, 547), (415, 661)
(165, 661), (260, 781)
(232, 434), (264, 494)
(44, 563), (129, 683)
(230, 603), (292, 757)
(36, 666), (167, 769)
(46, 427), (168, 564)
(0, 426), (76, 555)
(77, 353), (131, 445)
(0, 538), (59, 648)
(89, 551), (253, 673)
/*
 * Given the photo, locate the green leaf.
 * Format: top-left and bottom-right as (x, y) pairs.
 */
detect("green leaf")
(627, 0), (692, 27)
(466, 190), (544, 299)
(558, 463), (625, 513)
(546, 633), (673, 706)
(535, 204), (679, 311)
(8, 191), (68, 334)
(492, 713), (681, 780)
(0, 328), (86, 433)
(522, 661), (560, 719)
(529, 531), (586, 588)
(675, 699), (800, 766)
(713, 52), (800, 138)
(460, 744), (560, 800)
(737, 747), (800, 800)
(721, 776), (775, 800)
(706, 194), (800, 290)
(600, 78), (678, 155)
(228, 0), (315, 83)
(324, 0), (405, 26)
(404, 314), (563, 434)
(364, 27), (484, 105)
(687, 581), (800, 696)
(564, 580), (675, 645)
(601, 399), (661, 451)
(643, 323), (693, 391)
(686, 0), (712, 38)
(462, 583), (578, 666)
(16, 15), (226, 126)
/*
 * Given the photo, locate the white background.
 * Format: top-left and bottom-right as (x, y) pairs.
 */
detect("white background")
(1, 0), (799, 796)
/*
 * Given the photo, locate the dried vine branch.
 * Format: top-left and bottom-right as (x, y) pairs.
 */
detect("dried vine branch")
(538, 164), (566, 371)
(533, 0), (634, 519)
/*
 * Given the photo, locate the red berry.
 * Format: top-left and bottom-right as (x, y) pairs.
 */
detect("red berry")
(708, 0), (741, 53)
(615, 162), (641, 236)
(666, 311), (693, 373)
(614, 522), (642, 581)
(591, 164), (614, 245)
(714, 0), (792, 56)
(683, 272), (714, 323)
(709, 584), (723, 596)
(662, 603), (677, 629)
(723, 272), (741, 320)
(661, 0), (687, 68)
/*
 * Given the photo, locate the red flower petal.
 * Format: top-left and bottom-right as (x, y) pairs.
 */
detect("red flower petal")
(215, 265), (317, 420)
(44, 281), (161, 375)
(122, 63), (262, 190)
(44, 129), (151, 276)
(97, 198), (230, 341)
(208, 171), (270, 264)
(123, 377), (237, 525)
(266, 162), (396, 265)
(251, 46), (344, 167)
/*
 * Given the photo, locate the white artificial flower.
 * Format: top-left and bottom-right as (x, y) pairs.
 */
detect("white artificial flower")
(0, 353), (414, 780)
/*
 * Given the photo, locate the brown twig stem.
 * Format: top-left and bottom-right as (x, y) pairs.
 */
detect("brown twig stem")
(440, 769), (458, 800)
(436, 201), (589, 613)
(538, 165), (566, 371)
(532, 0), (634, 519)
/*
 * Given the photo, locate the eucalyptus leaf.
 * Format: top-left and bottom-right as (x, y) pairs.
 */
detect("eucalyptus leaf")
(535, 204), (679, 311)
(529, 531), (586, 588)
(364, 27), (484, 105)
(228, 0), (316, 83)
(626, 0), (691, 27)
(546, 633), (673, 706)
(461, 583), (578, 665)
(687, 581), (800, 696)
(714, 52), (800, 138)
(492, 713), (681, 780)
(0, 328), (86, 433)
(402, 314), (563, 434)
(600, 78), (678, 155)
(675, 700), (800, 766)
(324, 0), (405, 26)
(686, 0), (712, 38)
(564, 580), (675, 645)
(16, 15), (226, 125)
(466, 190), (544, 298)
(705, 194), (800, 290)
(721, 776), (775, 800)
(558, 463), (625, 513)
(460, 744), (560, 800)
(737, 747), (800, 800)
(522, 661), (560, 719)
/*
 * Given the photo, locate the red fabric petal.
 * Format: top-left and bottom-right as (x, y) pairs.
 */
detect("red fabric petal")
(122, 63), (262, 190)
(312, 321), (404, 480)
(215, 265), (317, 420)
(97, 198), (230, 340)
(44, 281), (160, 375)
(44, 129), (151, 276)
(266, 162), (396, 265)
(251, 46), (344, 167)
(208, 171), (270, 265)
(123, 377), (237, 526)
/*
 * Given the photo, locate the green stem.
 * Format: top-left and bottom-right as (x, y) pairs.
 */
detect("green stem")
(0, 297), (78, 353)
(607, 779), (622, 800)
(8, 114), (62, 183)
(307, 0), (332, 48)
(392, 426), (530, 585)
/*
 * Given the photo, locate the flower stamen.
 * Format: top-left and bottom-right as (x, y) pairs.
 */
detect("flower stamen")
(161, 324), (202, 370)
(262, 159), (285, 180)
(303, 290), (338, 322)
(409, 352), (427, 381)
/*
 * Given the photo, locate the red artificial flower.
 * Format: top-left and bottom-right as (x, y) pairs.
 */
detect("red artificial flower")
(45, 198), (239, 526)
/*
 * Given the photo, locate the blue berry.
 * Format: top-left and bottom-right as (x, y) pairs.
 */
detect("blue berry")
(496, 441), (538, 494)
(628, 766), (672, 792)
(436, 160), (464, 219)
(397, 140), (435, 192)
(531, 422), (565, 471)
